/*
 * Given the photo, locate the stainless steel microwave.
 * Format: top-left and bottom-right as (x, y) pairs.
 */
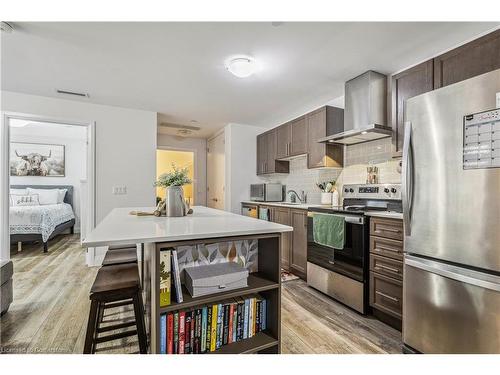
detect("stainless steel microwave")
(250, 183), (283, 202)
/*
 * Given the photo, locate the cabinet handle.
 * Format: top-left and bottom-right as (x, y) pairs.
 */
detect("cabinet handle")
(375, 245), (400, 253)
(377, 226), (402, 233)
(375, 290), (399, 303)
(375, 264), (400, 273)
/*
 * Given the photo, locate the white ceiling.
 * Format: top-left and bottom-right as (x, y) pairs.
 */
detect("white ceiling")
(2, 22), (499, 138)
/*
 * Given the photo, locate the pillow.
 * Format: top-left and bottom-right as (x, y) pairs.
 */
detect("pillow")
(27, 188), (59, 205)
(57, 189), (68, 204)
(10, 188), (27, 195)
(11, 194), (40, 207)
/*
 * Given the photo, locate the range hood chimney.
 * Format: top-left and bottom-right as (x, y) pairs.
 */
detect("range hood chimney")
(319, 71), (391, 145)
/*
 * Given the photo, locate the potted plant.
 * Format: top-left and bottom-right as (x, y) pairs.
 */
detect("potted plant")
(154, 164), (192, 217)
(316, 180), (337, 205)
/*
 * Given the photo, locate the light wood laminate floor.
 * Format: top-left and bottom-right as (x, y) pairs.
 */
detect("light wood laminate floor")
(1, 235), (401, 354)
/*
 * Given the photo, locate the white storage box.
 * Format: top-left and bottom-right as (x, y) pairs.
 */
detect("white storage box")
(184, 262), (249, 298)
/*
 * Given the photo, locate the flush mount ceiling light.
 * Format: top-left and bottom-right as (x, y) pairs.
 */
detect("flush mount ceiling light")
(225, 57), (258, 78)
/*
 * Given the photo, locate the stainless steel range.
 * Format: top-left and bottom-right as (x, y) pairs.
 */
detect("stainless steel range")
(306, 183), (402, 314)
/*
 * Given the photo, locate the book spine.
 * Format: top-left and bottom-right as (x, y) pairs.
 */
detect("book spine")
(184, 312), (191, 354)
(196, 309), (202, 354)
(206, 306), (212, 351)
(243, 299), (249, 340)
(160, 314), (167, 354)
(173, 312), (179, 354)
(210, 304), (218, 352)
(262, 300), (267, 331)
(216, 303), (223, 349)
(222, 304), (229, 346)
(228, 303), (234, 344)
(248, 298), (254, 338)
(159, 250), (171, 307)
(179, 311), (185, 354)
(167, 313), (174, 354)
(201, 306), (208, 353)
(253, 297), (257, 336)
(236, 301), (243, 341)
(190, 310), (195, 353)
(257, 300), (262, 333)
(232, 302), (238, 343)
(171, 250), (183, 303)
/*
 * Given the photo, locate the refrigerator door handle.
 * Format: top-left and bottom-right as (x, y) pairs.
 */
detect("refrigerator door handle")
(402, 121), (413, 236)
(405, 255), (500, 292)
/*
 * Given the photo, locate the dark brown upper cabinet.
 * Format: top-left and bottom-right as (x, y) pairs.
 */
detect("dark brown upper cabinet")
(275, 122), (290, 159)
(434, 29), (500, 89)
(306, 106), (344, 168)
(390, 60), (434, 157)
(276, 116), (308, 159)
(256, 129), (289, 175)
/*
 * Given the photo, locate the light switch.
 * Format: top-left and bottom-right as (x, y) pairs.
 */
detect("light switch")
(112, 186), (127, 195)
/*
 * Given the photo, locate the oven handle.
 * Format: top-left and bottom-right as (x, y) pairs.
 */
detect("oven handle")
(307, 212), (364, 225)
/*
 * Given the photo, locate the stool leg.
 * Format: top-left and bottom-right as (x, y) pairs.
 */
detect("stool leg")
(92, 302), (104, 353)
(132, 292), (148, 354)
(84, 300), (99, 354)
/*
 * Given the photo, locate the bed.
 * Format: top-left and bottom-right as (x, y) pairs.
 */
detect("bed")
(9, 185), (76, 253)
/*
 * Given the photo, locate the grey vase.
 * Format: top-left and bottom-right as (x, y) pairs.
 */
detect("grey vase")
(165, 186), (187, 217)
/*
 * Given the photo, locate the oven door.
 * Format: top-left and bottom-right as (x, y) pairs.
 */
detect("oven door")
(307, 212), (367, 282)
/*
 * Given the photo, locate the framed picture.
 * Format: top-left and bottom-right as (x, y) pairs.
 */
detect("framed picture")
(10, 142), (65, 177)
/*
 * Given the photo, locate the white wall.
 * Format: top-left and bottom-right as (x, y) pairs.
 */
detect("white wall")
(10, 122), (87, 232)
(1, 91), (157, 246)
(224, 123), (266, 214)
(156, 134), (207, 206)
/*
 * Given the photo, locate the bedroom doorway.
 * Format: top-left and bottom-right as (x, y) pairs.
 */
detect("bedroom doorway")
(1, 113), (96, 263)
(156, 148), (195, 205)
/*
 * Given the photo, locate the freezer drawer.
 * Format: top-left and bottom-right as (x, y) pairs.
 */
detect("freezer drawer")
(403, 255), (500, 353)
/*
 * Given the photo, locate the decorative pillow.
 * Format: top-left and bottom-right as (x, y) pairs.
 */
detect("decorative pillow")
(11, 194), (40, 206)
(57, 189), (68, 204)
(27, 188), (59, 205)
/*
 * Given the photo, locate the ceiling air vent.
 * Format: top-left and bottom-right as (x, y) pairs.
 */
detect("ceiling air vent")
(56, 89), (89, 98)
(0, 22), (14, 33)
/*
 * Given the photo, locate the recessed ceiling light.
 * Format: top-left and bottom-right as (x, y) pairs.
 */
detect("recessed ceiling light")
(225, 57), (258, 78)
(361, 131), (368, 135)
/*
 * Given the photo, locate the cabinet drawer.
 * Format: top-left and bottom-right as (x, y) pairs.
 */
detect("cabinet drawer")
(370, 236), (403, 260)
(370, 272), (402, 319)
(370, 254), (403, 280)
(370, 217), (403, 240)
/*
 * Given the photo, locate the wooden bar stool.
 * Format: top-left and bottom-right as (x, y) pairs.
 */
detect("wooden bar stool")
(83, 263), (147, 354)
(102, 246), (137, 266)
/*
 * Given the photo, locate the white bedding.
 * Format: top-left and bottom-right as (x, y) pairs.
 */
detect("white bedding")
(10, 203), (75, 242)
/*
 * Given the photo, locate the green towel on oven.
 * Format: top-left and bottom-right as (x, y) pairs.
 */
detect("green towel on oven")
(312, 213), (345, 249)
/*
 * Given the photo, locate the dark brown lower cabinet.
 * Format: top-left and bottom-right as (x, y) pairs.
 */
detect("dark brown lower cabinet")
(369, 217), (404, 330)
(290, 209), (307, 279)
(272, 207), (291, 271)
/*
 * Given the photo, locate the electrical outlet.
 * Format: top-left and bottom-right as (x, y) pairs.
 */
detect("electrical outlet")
(112, 186), (127, 195)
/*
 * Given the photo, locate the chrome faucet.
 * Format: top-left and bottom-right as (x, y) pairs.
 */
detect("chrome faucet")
(287, 190), (306, 203)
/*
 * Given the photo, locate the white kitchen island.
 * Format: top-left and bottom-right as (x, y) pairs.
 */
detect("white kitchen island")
(82, 205), (292, 354)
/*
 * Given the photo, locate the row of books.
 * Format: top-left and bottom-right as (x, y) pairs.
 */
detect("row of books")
(160, 294), (268, 354)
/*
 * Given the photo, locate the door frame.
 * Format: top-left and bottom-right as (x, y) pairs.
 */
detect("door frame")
(1, 112), (96, 264)
(207, 130), (225, 210)
(156, 146), (198, 205)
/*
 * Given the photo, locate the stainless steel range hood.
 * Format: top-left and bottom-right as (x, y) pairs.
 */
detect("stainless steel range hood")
(319, 71), (392, 145)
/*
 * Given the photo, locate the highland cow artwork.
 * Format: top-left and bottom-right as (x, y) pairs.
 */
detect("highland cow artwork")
(10, 142), (65, 177)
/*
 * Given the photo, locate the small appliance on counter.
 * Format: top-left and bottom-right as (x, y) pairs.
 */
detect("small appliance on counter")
(306, 183), (402, 314)
(250, 183), (283, 202)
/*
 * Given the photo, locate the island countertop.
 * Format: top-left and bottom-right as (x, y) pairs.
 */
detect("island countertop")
(82, 205), (293, 247)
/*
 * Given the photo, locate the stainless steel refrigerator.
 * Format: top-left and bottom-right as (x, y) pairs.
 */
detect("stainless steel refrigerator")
(402, 68), (500, 354)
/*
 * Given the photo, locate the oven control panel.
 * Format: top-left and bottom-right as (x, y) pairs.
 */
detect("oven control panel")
(342, 184), (401, 200)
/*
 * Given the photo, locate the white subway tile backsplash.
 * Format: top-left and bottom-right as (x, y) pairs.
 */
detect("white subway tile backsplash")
(258, 138), (401, 204)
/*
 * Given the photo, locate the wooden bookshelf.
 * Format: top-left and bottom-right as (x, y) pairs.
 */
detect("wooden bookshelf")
(159, 273), (279, 314)
(147, 233), (282, 354)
